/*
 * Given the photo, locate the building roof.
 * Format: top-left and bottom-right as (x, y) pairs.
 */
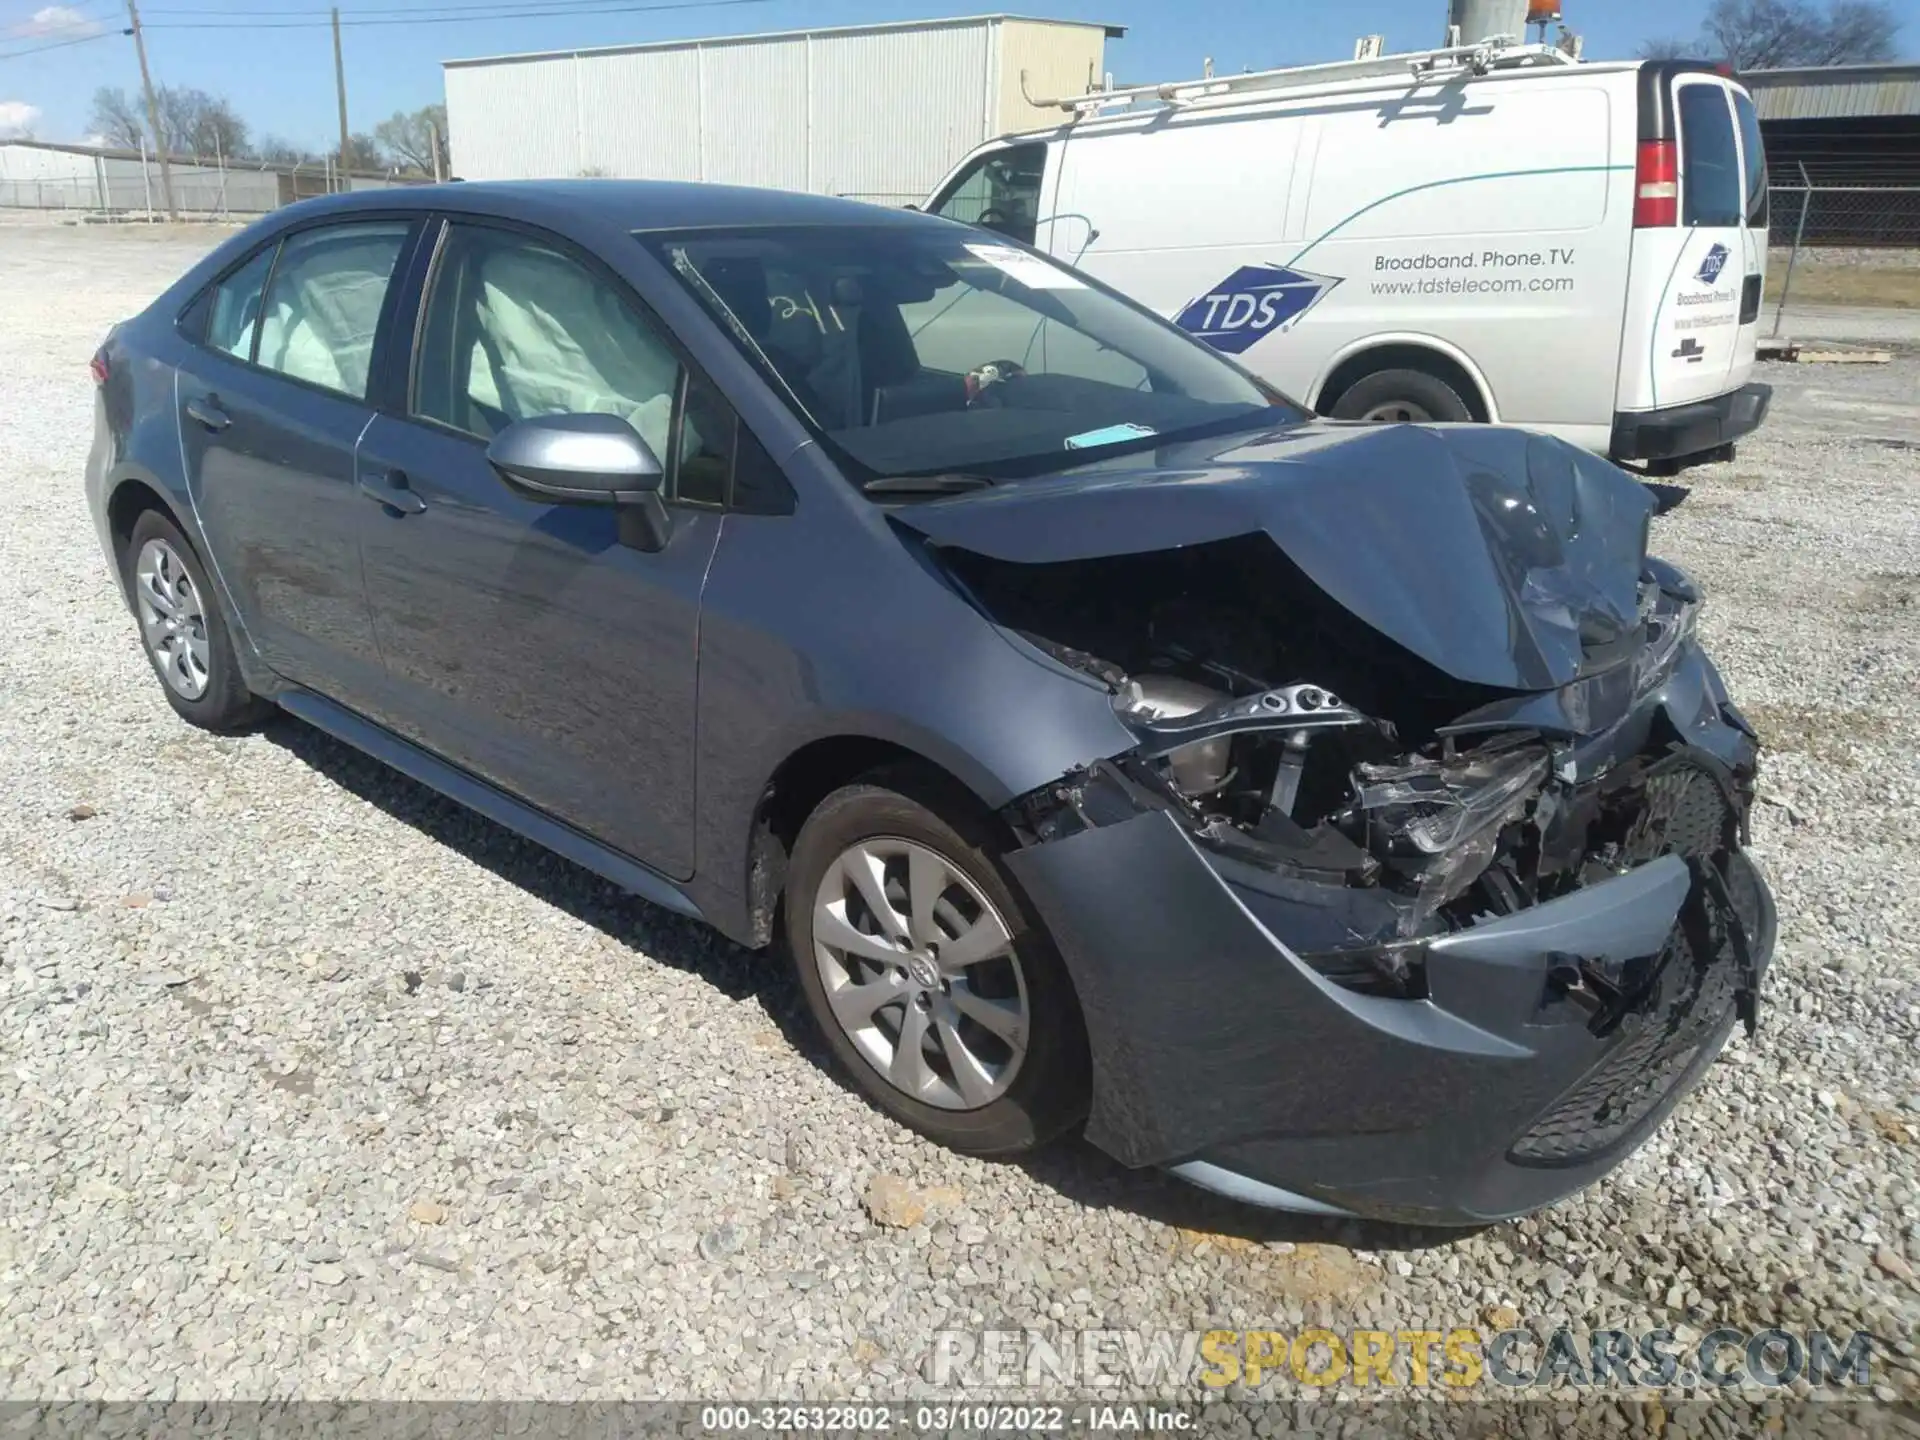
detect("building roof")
(444, 12), (1125, 69)
(1742, 61), (1920, 122)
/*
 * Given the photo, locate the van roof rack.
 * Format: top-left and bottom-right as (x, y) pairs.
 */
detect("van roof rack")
(1035, 37), (1577, 116)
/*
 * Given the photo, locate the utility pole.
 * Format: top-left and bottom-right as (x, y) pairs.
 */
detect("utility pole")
(332, 6), (350, 189)
(125, 0), (177, 220)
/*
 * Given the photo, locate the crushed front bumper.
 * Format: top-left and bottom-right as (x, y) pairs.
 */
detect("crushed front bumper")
(1006, 799), (1776, 1227)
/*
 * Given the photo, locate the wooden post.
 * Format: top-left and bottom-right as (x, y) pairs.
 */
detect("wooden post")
(126, 0), (177, 220)
(332, 7), (351, 183)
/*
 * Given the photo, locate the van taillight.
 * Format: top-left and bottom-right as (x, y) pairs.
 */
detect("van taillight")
(1635, 140), (1679, 228)
(89, 349), (109, 386)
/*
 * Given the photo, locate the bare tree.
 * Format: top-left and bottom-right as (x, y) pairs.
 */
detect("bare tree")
(372, 103), (446, 176)
(255, 136), (316, 168)
(88, 83), (251, 158)
(1807, 0), (1902, 63)
(1670, 0), (1903, 69)
(332, 132), (383, 174)
(156, 86), (249, 159)
(88, 87), (146, 150)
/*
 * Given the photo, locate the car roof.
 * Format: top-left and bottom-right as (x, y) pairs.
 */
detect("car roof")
(273, 178), (939, 234)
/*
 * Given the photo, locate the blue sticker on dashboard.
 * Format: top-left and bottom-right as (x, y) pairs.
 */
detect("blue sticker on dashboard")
(1064, 423), (1157, 451)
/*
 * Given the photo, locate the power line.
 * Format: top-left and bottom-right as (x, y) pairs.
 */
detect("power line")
(0, 26), (120, 58)
(140, 0), (775, 21)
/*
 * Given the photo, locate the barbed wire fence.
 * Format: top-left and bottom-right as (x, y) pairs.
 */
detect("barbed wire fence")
(0, 145), (427, 221)
(1765, 157), (1920, 335)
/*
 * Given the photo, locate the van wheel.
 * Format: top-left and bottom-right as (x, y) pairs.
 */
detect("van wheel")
(1329, 368), (1475, 425)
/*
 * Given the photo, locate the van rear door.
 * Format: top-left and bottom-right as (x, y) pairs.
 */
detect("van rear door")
(1620, 71), (1749, 414)
(1730, 86), (1770, 384)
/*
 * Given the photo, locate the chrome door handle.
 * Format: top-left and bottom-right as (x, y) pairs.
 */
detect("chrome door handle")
(184, 396), (230, 432)
(357, 470), (428, 516)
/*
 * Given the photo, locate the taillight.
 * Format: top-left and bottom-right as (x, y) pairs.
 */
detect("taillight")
(1635, 139), (1679, 228)
(89, 348), (110, 386)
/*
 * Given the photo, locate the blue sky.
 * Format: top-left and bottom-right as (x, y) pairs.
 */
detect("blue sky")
(0, 0), (1913, 152)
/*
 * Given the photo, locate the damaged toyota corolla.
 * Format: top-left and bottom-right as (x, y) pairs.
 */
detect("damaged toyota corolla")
(93, 185), (1773, 1225)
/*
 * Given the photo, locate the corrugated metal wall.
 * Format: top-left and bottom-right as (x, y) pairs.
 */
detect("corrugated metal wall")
(445, 18), (1105, 199)
(698, 39), (809, 189)
(1747, 67), (1920, 122)
(995, 19), (1103, 135)
(806, 23), (990, 198)
(444, 58), (579, 179)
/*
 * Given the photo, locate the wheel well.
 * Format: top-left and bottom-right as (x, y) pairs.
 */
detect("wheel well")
(744, 736), (988, 948)
(106, 479), (175, 569)
(1315, 345), (1492, 423)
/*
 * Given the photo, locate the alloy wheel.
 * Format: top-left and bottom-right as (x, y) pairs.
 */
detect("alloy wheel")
(811, 837), (1029, 1110)
(134, 537), (211, 700)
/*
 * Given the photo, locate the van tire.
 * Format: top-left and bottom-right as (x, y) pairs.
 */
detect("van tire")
(1329, 368), (1475, 425)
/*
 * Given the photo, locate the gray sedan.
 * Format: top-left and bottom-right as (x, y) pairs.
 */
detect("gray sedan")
(85, 181), (1774, 1224)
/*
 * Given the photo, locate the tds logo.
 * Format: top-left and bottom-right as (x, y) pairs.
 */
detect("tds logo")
(1672, 337), (1708, 364)
(1695, 244), (1731, 285)
(1175, 265), (1341, 354)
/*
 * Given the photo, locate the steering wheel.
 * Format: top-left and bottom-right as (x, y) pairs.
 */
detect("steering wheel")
(965, 359), (1027, 409)
(976, 207), (1012, 229)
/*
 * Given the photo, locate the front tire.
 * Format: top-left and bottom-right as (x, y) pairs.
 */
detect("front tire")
(1329, 367), (1475, 425)
(786, 769), (1089, 1156)
(122, 509), (270, 732)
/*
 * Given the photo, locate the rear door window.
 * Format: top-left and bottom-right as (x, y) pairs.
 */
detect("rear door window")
(199, 243), (278, 361)
(255, 221), (410, 400)
(1733, 91), (1770, 228)
(1678, 84), (1742, 228)
(929, 143), (1047, 245)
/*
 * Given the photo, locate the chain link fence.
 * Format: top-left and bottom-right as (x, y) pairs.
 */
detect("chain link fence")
(1765, 161), (1920, 333)
(0, 145), (423, 221)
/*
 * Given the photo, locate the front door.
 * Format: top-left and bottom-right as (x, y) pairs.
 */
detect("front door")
(355, 220), (729, 878)
(177, 219), (414, 710)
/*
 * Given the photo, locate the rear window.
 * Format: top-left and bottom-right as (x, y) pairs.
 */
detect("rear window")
(1678, 84), (1742, 228)
(1734, 91), (1770, 228)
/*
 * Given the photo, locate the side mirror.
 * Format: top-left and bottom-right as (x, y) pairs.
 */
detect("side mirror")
(486, 412), (672, 551)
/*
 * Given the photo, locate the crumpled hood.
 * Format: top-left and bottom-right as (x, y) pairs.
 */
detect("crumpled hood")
(894, 421), (1657, 692)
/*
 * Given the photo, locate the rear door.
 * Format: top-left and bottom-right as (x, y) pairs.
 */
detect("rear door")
(1626, 74), (1747, 412)
(1730, 86), (1770, 383)
(176, 219), (416, 711)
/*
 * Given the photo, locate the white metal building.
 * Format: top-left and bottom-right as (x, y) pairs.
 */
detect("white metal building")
(442, 14), (1124, 201)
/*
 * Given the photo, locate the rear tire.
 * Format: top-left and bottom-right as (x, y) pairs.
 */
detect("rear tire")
(1329, 367), (1475, 425)
(785, 767), (1089, 1157)
(122, 509), (270, 733)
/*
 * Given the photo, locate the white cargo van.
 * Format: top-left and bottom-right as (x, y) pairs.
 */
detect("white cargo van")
(925, 42), (1773, 470)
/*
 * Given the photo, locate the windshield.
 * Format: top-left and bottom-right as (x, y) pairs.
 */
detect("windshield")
(642, 224), (1297, 484)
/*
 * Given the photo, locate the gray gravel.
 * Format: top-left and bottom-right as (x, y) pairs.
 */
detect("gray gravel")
(0, 219), (1915, 1405)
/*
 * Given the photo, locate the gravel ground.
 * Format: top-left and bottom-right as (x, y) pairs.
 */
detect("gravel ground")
(1773, 303), (1920, 350)
(1, 220), (1916, 1408)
